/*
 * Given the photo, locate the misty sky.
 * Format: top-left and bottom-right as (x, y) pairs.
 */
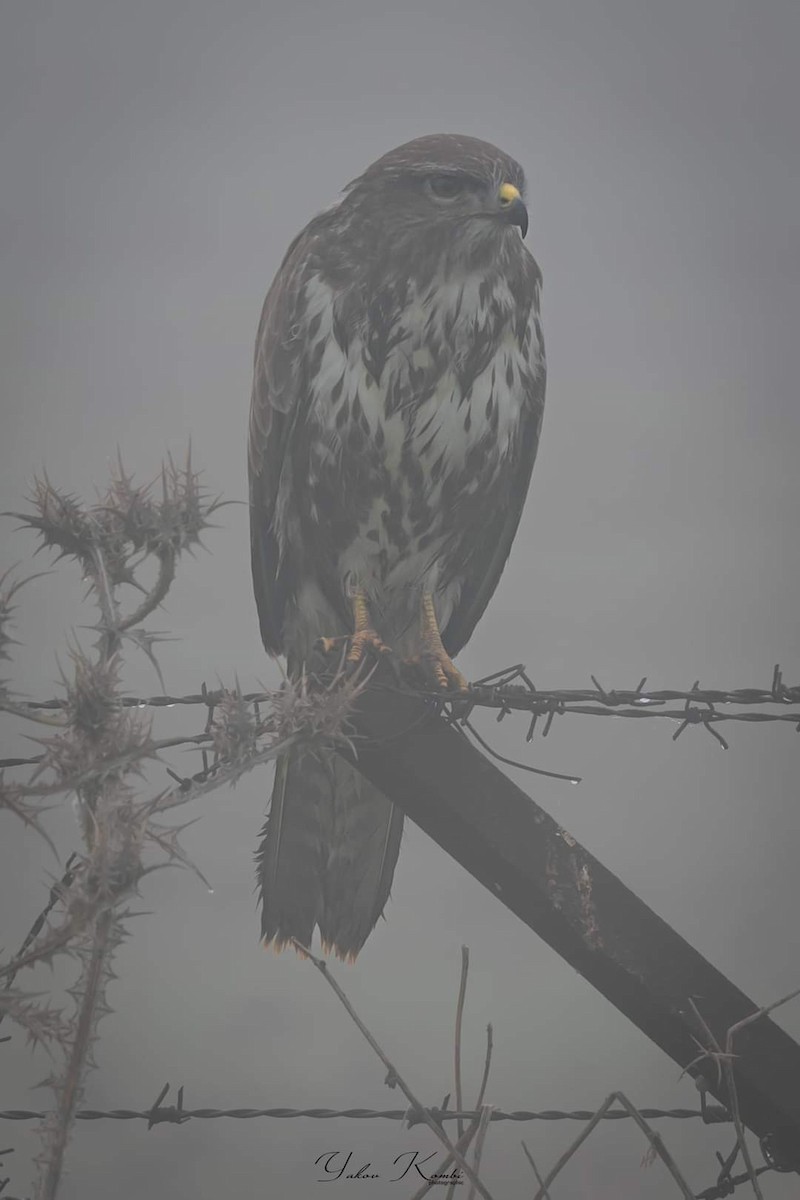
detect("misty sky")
(1, 2), (799, 1197)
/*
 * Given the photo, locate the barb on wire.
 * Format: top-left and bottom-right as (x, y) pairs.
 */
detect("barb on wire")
(695, 1164), (774, 1200)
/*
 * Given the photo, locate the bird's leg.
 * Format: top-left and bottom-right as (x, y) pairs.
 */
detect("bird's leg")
(345, 589), (391, 666)
(318, 589), (390, 667)
(415, 592), (470, 693)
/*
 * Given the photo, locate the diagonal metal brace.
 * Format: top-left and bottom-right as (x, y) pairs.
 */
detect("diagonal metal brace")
(346, 684), (800, 1171)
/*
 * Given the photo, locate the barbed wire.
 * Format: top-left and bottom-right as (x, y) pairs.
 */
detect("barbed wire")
(1, 663), (797, 772)
(0, 1099), (775, 1200)
(0, 1101), (767, 1200)
(0, 1101), (731, 1125)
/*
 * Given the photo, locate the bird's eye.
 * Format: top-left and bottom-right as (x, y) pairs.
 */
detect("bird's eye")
(427, 175), (465, 201)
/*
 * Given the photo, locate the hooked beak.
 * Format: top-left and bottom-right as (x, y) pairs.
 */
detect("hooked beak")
(497, 182), (528, 238)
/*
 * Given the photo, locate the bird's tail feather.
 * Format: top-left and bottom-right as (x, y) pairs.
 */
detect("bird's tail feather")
(256, 745), (404, 960)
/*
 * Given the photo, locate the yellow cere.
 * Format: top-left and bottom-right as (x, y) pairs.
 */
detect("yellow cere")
(498, 182), (521, 205)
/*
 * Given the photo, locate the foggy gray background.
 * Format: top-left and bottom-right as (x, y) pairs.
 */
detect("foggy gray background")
(1, 1), (798, 1196)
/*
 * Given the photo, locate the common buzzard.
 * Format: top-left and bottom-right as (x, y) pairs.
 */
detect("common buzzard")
(249, 134), (546, 959)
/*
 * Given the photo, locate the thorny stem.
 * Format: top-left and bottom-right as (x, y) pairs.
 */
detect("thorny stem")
(0, 857), (80, 1010)
(0, 923), (76, 983)
(88, 546), (122, 662)
(6, 729), (300, 805)
(144, 731), (302, 815)
(31, 537), (126, 1200)
(117, 547), (175, 635)
(36, 910), (120, 1200)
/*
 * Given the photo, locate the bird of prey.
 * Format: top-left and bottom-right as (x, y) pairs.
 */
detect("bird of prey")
(249, 134), (546, 960)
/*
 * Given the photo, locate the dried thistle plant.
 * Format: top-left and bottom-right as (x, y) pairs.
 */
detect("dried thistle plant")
(0, 452), (230, 1199)
(0, 450), (367, 1200)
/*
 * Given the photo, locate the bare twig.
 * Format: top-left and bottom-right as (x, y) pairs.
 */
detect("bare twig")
(453, 946), (469, 1141)
(407, 1115), (483, 1200)
(687, 1000), (764, 1200)
(521, 1140), (552, 1200)
(291, 940), (497, 1200)
(726, 984), (800, 1044)
(467, 1105), (494, 1200)
(530, 1092), (695, 1200)
(476, 1025), (494, 1111)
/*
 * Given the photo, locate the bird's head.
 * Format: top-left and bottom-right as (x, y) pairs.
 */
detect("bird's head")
(341, 134), (530, 275)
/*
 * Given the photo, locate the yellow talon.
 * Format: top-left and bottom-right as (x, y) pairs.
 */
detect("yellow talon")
(346, 589), (390, 665)
(346, 627), (391, 666)
(316, 590), (390, 667)
(417, 592), (470, 693)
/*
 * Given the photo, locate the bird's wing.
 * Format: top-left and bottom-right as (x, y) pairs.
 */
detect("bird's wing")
(442, 358), (546, 658)
(248, 224), (321, 655)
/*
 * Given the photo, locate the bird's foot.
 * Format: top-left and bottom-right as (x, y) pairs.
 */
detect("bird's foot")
(316, 588), (391, 669)
(316, 629), (391, 669)
(346, 627), (392, 667)
(405, 591), (470, 693)
(406, 646), (470, 693)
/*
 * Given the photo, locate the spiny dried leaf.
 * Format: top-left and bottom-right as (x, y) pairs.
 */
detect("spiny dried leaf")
(7, 477), (96, 569)
(100, 448), (224, 558)
(0, 990), (73, 1053)
(0, 565), (45, 669)
(271, 663), (369, 747)
(60, 649), (125, 738)
(0, 919), (78, 981)
(119, 627), (172, 690)
(30, 649), (153, 790)
(149, 447), (226, 556)
(0, 777), (59, 858)
(101, 453), (160, 554)
(8, 450), (224, 607)
(209, 684), (258, 763)
(83, 795), (149, 899)
(144, 819), (213, 889)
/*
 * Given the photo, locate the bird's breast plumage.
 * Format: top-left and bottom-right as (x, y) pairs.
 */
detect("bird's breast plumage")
(275, 261), (543, 643)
